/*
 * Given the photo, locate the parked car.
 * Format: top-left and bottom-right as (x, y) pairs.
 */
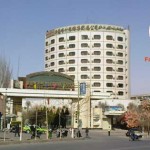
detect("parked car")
(23, 125), (47, 134)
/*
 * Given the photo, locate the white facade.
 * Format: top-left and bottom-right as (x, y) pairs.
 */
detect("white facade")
(44, 24), (130, 100)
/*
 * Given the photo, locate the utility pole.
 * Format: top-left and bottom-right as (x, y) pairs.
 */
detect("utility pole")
(3, 89), (7, 129)
(45, 99), (48, 139)
(59, 109), (61, 139)
(35, 108), (37, 140)
(77, 81), (80, 130)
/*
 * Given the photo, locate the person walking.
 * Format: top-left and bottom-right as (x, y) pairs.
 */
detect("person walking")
(85, 127), (89, 138)
(14, 124), (20, 137)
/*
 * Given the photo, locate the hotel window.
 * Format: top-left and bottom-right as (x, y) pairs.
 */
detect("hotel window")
(50, 70), (54, 72)
(117, 52), (123, 57)
(117, 36), (123, 41)
(106, 35), (113, 40)
(50, 55), (55, 59)
(118, 68), (123, 72)
(51, 39), (55, 44)
(81, 67), (89, 71)
(45, 64), (48, 68)
(45, 49), (48, 53)
(106, 83), (113, 87)
(69, 59), (75, 64)
(106, 67), (113, 71)
(59, 45), (65, 50)
(93, 35), (101, 39)
(117, 45), (123, 49)
(51, 62), (55, 66)
(118, 83), (123, 88)
(93, 51), (101, 55)
(59, 68), (64, 72)
(69, 36), (75, 41)
(93, 75), (101, 79)
(81, 35), (89, 40)
(81, 59), (89, 63)
(118, 91), (124, 95)
(93, 59), (101, 63)
(51, 47), (55, 52)
(93, 43), (101, 47)
(107, 91), (113, 93)
(117, 60), (123, 64)
(81, 51), (89, 55)
(81, 43), (89, 47)
(69, 67), (75, 72)
(94, 90), (101, 92)
(93, 82), (101, 87)
(69, 44), (75, 48)
(117, 76), (123, 80)
(81, 75), (88, 79)
(59, 53), (65, 57)
(106, 44), (113, 48)
(45, 42), (48, 46)
(59, 37), (64, 42)
(106, 75), (113, 79)
(59, 60), (65, 65)
(106, 59), (113, 64)
(68, 52), (75, 56)
(93, 67), (101, 71)
(45, 57), (49, 60)
(106, 51), (113, 56)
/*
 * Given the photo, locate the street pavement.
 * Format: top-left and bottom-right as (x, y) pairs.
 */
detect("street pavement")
(1, 129), (150, 150)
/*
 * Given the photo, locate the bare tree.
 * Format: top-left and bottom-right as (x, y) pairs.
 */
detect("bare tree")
(25, 101), (31, 112)
(0, 55), (12, 88)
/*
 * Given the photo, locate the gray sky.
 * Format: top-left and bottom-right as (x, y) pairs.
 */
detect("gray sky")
(0, 0), (150, 95)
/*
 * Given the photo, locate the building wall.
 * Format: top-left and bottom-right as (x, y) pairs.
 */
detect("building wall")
(44, 24), (130, 100)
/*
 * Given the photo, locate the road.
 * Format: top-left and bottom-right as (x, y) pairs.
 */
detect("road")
(0, 130), (150, 150)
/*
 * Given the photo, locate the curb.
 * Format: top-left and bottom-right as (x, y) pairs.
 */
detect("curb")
(0, 137), (85, 145)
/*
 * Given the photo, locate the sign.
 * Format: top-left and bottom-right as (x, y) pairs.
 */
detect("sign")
(46, 24), (124, 38)
(80, 82), (86, 95)
(105, 106), (123, 112)
(25, 81), (74, 91)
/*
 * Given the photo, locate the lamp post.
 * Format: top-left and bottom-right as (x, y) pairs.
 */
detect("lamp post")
(35, 106), (38, 140)
(77, 81), (80, 130)
(3, 88), (7, 129)
(3, 88), (7, 142)
(45, 99), (48, 140)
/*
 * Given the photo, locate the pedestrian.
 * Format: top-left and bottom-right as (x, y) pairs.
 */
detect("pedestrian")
(76, 129), (82, 137)
(30, 124), (36, 139)
(85, 127), (89, 138)
(14, 124), (20, 137)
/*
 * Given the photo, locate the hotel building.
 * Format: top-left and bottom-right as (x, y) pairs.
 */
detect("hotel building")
(45, 24), (130, 99)
(44, 24), (130, 128)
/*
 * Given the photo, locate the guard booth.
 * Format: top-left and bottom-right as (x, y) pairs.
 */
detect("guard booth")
(103, 106), (125, 130)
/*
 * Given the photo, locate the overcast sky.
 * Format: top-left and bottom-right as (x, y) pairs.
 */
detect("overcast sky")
(0, 0), (150, 95)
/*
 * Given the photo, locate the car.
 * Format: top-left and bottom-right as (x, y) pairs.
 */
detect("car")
(23, 125), (47, 134)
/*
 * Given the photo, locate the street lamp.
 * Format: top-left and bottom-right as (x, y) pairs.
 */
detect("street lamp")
(3, 88), (7, 129)
(45, 99), (49, 140)
(77, 81), (80, 130)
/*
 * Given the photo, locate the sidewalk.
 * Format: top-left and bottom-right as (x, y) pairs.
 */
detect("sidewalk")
(0, 130), (84, 145)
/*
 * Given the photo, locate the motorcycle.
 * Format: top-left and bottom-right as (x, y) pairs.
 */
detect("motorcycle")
(129, 130), (142, 141)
